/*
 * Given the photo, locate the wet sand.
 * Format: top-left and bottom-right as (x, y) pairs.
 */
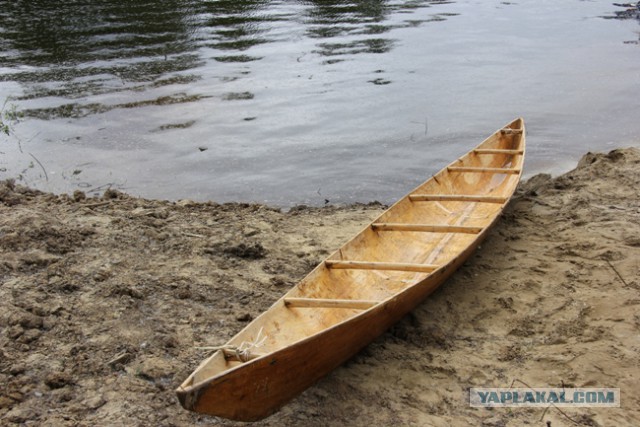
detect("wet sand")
(1, 148), (639, 426)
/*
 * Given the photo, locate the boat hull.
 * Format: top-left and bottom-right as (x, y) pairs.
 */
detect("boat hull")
(177, 118), (525, 421)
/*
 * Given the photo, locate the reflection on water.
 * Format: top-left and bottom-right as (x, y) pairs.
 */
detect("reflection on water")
(0, 1), (639, 205)
(602, 2), (640, 43)
(305, 0), (455, 60)
(1, 1), (205, 122)
(1, 0), (452, 120)
(1, 2), (193, 65)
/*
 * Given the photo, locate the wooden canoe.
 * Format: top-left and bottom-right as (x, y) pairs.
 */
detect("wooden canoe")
(176, 118), (526, 421)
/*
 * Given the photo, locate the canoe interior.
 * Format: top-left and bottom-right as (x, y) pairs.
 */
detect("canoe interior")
(178, 118), (525, 418)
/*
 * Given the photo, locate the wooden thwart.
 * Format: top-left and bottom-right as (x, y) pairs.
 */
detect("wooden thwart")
(409, 194), (507, 203)
(284, 298), (378, 310)
(371, 223), (482, 234)
(325, 260), (438, 273)
(474, 149), (523, 155)
(447, 166), (520, 174)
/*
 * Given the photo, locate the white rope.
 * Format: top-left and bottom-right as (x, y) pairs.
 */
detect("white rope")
(197, 327), (267, 362)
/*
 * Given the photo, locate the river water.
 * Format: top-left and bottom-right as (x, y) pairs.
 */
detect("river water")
(1, 0), (639, 206)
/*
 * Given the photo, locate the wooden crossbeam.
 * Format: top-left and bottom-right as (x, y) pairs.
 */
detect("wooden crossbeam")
(325, 260), (438, 273)
(284, 298), (378, 310)
(447, 166), (521, 174)
(371, 223), (483, 234)
(474, 149), (524, 155)
(409, 194), (507, 203)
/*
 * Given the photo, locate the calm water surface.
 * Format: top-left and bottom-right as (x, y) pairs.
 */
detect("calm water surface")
(1, 0), (639, 205)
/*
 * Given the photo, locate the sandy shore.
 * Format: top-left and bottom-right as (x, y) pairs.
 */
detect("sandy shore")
(1, 148), (639, 426)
